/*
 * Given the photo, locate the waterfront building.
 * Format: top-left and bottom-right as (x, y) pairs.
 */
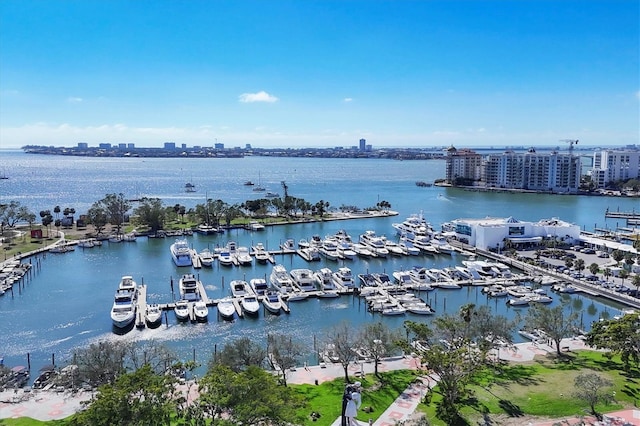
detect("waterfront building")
(448, 216), (580, 250)
(359, 138), (366, 151)
(444, 146), (483, 185)
(483, 149), (581, 193)
(590, 149), (640, 188)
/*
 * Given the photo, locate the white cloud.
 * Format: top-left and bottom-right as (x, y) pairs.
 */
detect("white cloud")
(67, 97), (83, 103)
(238, 91), (279, 103)
(343, 98), (353, 103)
(635, 90), (640, 100)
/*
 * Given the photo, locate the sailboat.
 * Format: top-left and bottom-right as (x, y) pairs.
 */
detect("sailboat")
(0, 168), (8, 180)
(252, 172), (266, 192)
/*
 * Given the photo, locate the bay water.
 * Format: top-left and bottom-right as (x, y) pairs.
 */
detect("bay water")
(0, 150), (637, 377)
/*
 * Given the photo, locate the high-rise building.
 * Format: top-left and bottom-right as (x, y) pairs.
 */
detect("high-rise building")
(444, 146), (483, 184)
(359, 139), (366, 151)
(590, 149), (640, 188)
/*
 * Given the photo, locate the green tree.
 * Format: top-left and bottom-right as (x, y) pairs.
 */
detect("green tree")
(71, 364), (175, 426)
(589, 262), (600, 277)
(525, 304), (578, 356)
(574, 258), (585, 277)
(611, 249), (624, 265)
(39, 209), (54, 237)
(72, 341), (131, 387)
(586, 313), (640, 371)
(632, 274), (640, 294)
(573, 372), (613, 419)
(133, 198), (165, 232)
(210, 337), (266, 372)
(101, 193), (131, 235)
(619, 269), (629, 286)
(86, 204), (108, 236)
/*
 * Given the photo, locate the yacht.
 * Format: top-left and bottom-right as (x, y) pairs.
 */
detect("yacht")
(319, 239), (341, 261)
(430, 234), (455, 254)
(179, 273), (200, 302)
(250, 277), (269, 296)
(111, 288), (137, 328)
(248, 220), (265, 231)
(170, 238), (192, 267)
(408, 267), (434, 289)
(290, 268), (316, 292)
(336, 241), (356, 260)
(300, 246), (321, 261)
(235, 246), (253, 265)
(198, 248), (215, 267)
(185, 182), (196, 192)
(174, 299), (190, 321)
(145, 304), (162, 328)
(193, 300), (209, 321)
(280, 238), (296, 250)
(230, 280), (253, 298)
(241, 294), (261, 316)
(196, 224), (218, 235)
(270, 264), (295, 294)
(398, 241), (421, 256)
(383, 239), (405, 256)
(352, 243), (374, 258)
(359, 231), (389, 257)
(333, 267), (355, 289)
(253, 243), (271, 263)
(314, 267), (336, 291)
(217, 298), (236, 320)
(392, 212), (433, 237)
(218, 250), (234, 267)
(262, 291), (282, 315)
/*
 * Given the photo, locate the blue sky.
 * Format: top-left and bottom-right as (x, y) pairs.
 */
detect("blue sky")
(0, 0), (638, 149)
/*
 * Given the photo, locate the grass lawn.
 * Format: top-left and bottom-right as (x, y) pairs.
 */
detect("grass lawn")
(419, 350), (640, 425)
(292, 369), (420, 425)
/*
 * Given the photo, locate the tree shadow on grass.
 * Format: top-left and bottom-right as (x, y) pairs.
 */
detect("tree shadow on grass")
(490, 364), (542, 387)
(498, 399), (524, 417)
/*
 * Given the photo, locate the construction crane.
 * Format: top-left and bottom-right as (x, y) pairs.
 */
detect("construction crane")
(559, 139), (578, 155)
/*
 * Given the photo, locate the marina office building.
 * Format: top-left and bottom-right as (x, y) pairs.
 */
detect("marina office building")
(447, 216), (581, 251)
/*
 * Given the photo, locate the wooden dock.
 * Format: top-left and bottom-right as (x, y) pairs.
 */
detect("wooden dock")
(136, 284), (147, 328)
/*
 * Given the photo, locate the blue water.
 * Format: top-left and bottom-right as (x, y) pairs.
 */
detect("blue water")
(0, 150), (637, 377)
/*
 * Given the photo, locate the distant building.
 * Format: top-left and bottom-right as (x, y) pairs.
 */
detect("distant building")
(483, 149), (581, 193)
(127, 143), (135, 149)
(589, 149), (640, 188)
(448, 216), (580, 250)
(98, 143), (111, 149)
(214, 143), (224, 150)
(164, 142), (176, 150)
(359, 138), (366, 151)
(118, 143), (127, 149)
(181, 143), (187, 149)
(444, 146), (483, 184)
(77, 142), (88, 149)
(245, 144), (252, 149)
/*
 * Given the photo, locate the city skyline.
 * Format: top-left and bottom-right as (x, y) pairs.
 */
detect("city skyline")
(1, 0), (638, 149)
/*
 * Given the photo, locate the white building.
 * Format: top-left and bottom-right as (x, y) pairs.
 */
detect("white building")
(589, 149), (640, 188)
(448, 216), (580, 250)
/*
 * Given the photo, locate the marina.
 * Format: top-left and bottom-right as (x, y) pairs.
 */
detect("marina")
(0, 152), (638, 382)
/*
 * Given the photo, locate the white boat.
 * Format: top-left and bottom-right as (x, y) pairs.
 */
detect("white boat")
(248, 220), (265, 231)
(145, 304), (163, 328)
(193, 300), (209, 321)
(384, 239), (405, 256)
(314, 267), (336, 290)
(77, 239), (95, 248)
(235, 246), (253, 265)
(430, 235), (455, 254)
(359, 231), (389, 257)
(408, 267), (433, 289)
(230, 280), (253, 298)
(111, 287), (137, 328)
(393, 270), (414, 287)
(253, 243), (271, 263)
(270, 264), (295, 293)
(290, 268), (316, 292)
(336, 242), (356, 260)
(392, 212), (433, 237)
(319, 239), (342, 261)
(196, 224), (218, 235)
(170, 238), (192, 267)
(333, 267), (355, 289)
(317, 290), (340, 298)
(241, 294), (261, 315)
(381, 305), (407, 316)
(352, 243), (374, 258)
(217, 298), (236, 320)
(198, 248), (215, 267)
(265, 192), (279, 198)
(185, 182), (196, 192)
(179, 273), (200, 302)
(174, 299), (190, 321)
(398, 241), (421, 256)
(218, 250), (234, 266)
(250, 277), (269, 296)
(285, 291), (309, 301)
(403, 302), (435, 315)
(123, 233), (137, 242)
(119, 275), (137, 291)
(508, 297), (530, 306)
(300, 246), (321, 261)
(280, 238), (296, 250)
(263, 292), (282, 314)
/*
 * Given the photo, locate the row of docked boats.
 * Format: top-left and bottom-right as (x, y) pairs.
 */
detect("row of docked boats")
(357, 272), (436, 316)
(171, 238), (274, 268)
(0, 260), (32, 296)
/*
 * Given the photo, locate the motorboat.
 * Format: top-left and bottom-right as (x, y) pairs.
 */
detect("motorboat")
(111, 288), (137, 328)
(119, 275), (137, 291)
(193, 300), (209, 321)
(170, 238), (192, 267)
(314, 267), (336, 290)
(253, 243), (271, 263)
(196, 224), (218, 235)
(430, 235), (455, 254)
(359, 231), (389, 257)
(384, 239), (405, 256)
(290, 268), (316, 292)
(300, 246), (321, 261)
(336, 241), (356, 260)
(248, 220), (265, 231)
(235, 246), (253, 265)
(270, 264), (295, 293)
(285, 291), (309, 302)
(392, 270), (413, 287)
(198, 248), (215, 267)
(77, 239), (95, 248)
(123, 233), (137, 242)
(507, 297), (530, 306)
(145, 303), (163, 328)
(218, 250), (234, 267)
(392, 212), (433, 237)
(250, 277), (269, 296)
(381, 305), (407, 316)
(333, 267), (355, 289)
(179, 273), (200, 302)
(174, 299), (190, 321)
(352, 243), (374, 258)
(241, 294), (261, 315)
(265, 191), (278, 198)
(319, 239), (341, 261)
(317, 290), (340, 298)
(403, 301), (435, 315)
(263, 291), (282, 314)
(408, 268), (433, 288)
(280, 238), (296, 250)
(185, 182), (196, 192)
(230, 280), (253, 298)
(399, 241), (421, 256)
(217, 298), (236, 320)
